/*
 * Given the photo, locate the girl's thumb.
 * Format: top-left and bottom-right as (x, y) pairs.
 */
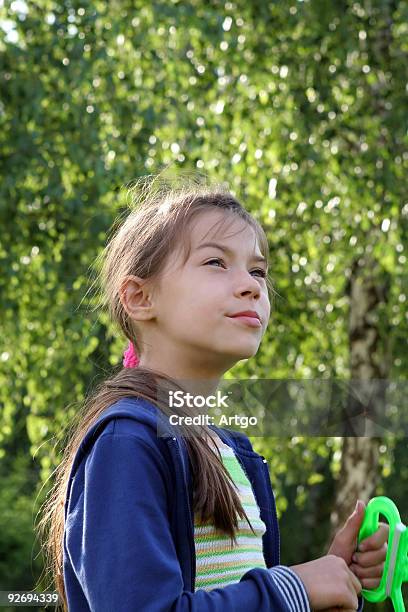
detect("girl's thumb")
(353, 499), (365, 516)
(328, 499), (366, 558)
(343, 500), (365, 537)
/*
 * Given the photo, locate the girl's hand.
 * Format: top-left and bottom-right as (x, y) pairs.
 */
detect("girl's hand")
(327, 500), (389, 590)
(290, 554), (362, 610)
(349, 525), (389, 590)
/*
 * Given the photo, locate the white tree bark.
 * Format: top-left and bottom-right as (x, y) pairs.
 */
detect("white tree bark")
(326, 255), (391, 544)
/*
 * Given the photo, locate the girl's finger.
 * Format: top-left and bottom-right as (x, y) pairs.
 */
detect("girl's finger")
(347, 566), (363, 598)
(328, 605), (358, 612)
(358, 522), (389, 551)
(361, 577), (383, 590)
(352, 543), (387, 567)
(350, 562), (385, 579)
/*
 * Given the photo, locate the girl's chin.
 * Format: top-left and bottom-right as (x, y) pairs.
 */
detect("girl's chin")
(208, 337), (261, 361)
(228, 345), (260, 360)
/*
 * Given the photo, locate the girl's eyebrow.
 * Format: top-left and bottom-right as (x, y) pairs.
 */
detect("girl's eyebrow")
(195, 241), (267, 265)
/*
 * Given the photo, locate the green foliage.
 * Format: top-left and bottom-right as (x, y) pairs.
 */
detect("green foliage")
(0, 454), (43, 591)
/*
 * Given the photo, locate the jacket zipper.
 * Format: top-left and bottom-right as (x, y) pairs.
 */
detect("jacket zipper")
(170, 436), (196, 591)
(260, 455), (281, 566)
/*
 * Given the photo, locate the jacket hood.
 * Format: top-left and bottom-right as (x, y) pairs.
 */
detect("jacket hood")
(68, 395), (259, 484)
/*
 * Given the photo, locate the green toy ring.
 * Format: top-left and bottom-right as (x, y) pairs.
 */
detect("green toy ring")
(358, 496), (407, 612)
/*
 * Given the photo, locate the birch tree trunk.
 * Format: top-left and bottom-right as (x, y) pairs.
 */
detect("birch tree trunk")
(326, 255), (391, 545)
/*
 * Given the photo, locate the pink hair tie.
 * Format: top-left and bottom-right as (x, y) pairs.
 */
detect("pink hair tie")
(123, 340), (140, 368)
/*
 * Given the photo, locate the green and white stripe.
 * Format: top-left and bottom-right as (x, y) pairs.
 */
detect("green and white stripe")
(194, 441), (267, 591)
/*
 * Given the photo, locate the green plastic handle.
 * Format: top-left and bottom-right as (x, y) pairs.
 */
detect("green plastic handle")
(357, 496), (407, 612)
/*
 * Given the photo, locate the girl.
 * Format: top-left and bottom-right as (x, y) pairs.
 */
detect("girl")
(40, 176), (386, 611)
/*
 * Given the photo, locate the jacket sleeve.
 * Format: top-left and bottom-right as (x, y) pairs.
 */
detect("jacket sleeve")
(357, 594), (364, 611)
(64, 432), (309, 612)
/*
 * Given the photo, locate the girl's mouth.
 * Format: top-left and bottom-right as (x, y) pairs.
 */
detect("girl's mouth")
(227, 315), (262, 328)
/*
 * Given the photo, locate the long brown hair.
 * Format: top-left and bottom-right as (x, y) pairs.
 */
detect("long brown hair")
(36, 172), (275, 610)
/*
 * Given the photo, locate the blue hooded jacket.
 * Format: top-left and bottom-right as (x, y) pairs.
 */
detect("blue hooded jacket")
(63, 396), (364, 611)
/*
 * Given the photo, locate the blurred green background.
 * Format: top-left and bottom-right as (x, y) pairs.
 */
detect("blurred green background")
(0, 0), (406, 610)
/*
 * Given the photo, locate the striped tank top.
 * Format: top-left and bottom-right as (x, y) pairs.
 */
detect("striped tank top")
(193, 435), (267, 591)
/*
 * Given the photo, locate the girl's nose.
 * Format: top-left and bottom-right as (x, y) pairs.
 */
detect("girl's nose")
(233, 271), (261, 299)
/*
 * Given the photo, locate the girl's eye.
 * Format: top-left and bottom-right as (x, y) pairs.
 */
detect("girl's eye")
(205, 258), (225, 268)
(253, 269), (267, 278)
(205, 258), (267, 278)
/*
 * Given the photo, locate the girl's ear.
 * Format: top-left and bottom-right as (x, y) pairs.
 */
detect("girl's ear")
(119, 275), (156, 321)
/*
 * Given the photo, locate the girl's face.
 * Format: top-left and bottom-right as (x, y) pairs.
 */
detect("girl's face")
(149, 209), (271, 377)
